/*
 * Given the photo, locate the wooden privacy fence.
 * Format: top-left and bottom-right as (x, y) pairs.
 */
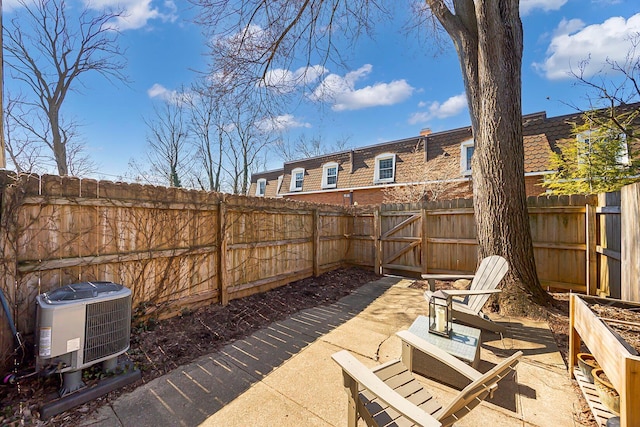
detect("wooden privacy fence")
(0, 171), (627, 369)
(0, 172), (357, 366)
(349, 194), (622, 297)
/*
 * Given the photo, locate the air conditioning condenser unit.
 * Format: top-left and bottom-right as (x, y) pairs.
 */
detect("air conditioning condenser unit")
(35, 281), (132, 395)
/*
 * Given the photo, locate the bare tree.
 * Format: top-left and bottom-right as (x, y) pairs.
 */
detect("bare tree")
(193, 0), (549, 313)
(144, 101), (191, 188)
(187, 80), (226, 192)
(567, 33), (640, 136)
(3, 0), (127, 176)
(224, 102), (272, 194)
(66, 138), (97, 177)
(274, 133), (351, 162)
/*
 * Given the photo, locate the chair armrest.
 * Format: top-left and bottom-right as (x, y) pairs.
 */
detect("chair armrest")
(444, 289), (502, 296)
(424, 289), (501, 306)
(421, 274), (475, 281)
(331, 350), (442, 427)
(396, 330), (482, 382)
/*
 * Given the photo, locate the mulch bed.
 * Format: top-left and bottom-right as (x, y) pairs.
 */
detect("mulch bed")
(0, 267), (380, 426)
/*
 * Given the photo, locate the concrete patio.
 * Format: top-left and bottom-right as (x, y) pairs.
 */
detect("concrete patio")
(82, 276), (582, 427)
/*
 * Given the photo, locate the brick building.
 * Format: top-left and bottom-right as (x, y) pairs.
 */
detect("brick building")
(249, 105), (639, 205)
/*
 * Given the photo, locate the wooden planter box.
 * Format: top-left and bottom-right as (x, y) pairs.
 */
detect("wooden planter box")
(570, 294), (640, 427)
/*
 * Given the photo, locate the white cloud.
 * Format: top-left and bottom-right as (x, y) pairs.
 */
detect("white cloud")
(84, 0), (178, 31)
(408, 93), (468, 125)
(534, 13), (640, 80)
(213, 24), (269, 65)
(262, 65), (328, 94)
(147, 83), (190, 104)
(310, 64), (414, 111)
(520, 0), (568, 16)
(256, 114), (312, 132)
(148, 83), (172, 99)
(552, 18), (586, 37)
(5, 0), (177, 29)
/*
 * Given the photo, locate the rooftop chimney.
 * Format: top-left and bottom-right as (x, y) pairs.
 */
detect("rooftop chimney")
(420, 128), (432, 136)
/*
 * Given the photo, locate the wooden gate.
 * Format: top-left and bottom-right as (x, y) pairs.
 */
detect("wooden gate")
(379, 209), (423, 276)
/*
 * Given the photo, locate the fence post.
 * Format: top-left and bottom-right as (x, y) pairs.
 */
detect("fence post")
(218, 196), (229, 305)
(597, 192), (622, 298)
(374, 207), (381, 275)
(421, 207), (428, 275)
(313, 209), (320, 277)
(585, 203), (597, 296)
(0, 183), (19, 371)
(621, 182), (640, 302)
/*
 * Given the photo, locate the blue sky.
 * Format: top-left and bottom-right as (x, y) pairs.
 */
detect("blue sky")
(4, 0), (640, 181)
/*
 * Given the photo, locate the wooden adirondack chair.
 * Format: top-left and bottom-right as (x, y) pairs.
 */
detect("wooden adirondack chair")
(332, 330), (522, 427)
(424, 255), (509, 333)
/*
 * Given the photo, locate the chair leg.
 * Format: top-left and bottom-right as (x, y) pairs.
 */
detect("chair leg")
(347, 394), (358, 427)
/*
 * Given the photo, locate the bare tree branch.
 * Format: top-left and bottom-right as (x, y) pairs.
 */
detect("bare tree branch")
(4, 93), (49, 173)
(144, 100), (192, 188)
(4, 0), (127, 175)
(187, 80), (227, 192)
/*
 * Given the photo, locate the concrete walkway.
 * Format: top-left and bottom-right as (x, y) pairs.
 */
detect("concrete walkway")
(82, 276), (583, 427)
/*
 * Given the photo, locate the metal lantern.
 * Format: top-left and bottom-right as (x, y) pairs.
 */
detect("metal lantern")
(428, 290), (452, 337)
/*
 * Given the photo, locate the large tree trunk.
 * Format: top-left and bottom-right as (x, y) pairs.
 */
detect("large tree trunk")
(430, 0), (551, 314)
(50, 107), (68, 176)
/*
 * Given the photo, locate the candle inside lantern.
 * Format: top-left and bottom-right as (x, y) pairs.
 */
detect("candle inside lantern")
(435, 305), (446, 332)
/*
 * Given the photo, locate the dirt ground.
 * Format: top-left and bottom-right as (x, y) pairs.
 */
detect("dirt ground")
(0, 268), (381, 426)
(2, 269), (638, 426)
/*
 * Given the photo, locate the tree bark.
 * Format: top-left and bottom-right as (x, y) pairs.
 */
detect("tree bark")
(429, 0), (551, 313)
(50, 106), (68, 176)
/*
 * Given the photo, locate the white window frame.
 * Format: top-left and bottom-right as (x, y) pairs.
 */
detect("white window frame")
(577, 130), (630, 166)
(374, 153), (396, 184)
(460, 139), (474, 175)
(290, 167), (305, 192)
(255, 178), (266, 197)
(576, 131), (592, 165)
(616, 133), (630, 165)
(322, 162), (339, 189)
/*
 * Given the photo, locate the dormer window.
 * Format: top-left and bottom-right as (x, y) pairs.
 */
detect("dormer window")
(255, 178), (266, 197)
(577, 130), (630, 166)
(576, 131), (591, 165)
(290, 167), (305, 191)
(618, 133), (630, 165)
(460, 139), (474, 175)
(374, 153), (395, 183)
(322, 162), (339, 189)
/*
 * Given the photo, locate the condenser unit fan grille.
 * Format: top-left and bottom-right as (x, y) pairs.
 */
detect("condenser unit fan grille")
(84, 295), (132, 364)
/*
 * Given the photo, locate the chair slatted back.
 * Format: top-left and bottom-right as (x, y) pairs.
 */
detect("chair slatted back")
(467, 255), (509, 313)
(436, 351), (522, 426)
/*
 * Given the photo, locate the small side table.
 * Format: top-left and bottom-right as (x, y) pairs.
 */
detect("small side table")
(403, 315), (481, 388)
